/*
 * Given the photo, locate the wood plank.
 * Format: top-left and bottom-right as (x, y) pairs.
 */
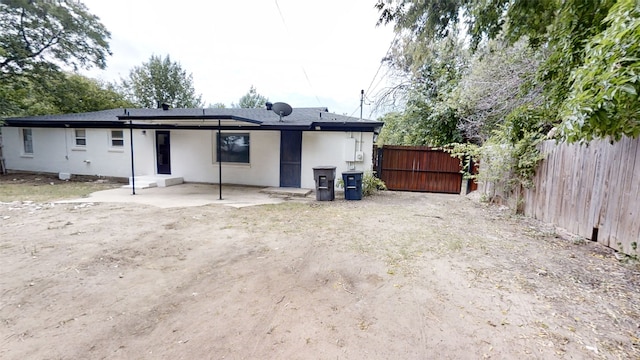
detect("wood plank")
(581, 143), (600, 239)
(624, 138), (640, 256)
(504, 136), (639, 255)
(611, 137), (638, 253)
(599, 139), (625, 248)
(378, 145), (463, 193)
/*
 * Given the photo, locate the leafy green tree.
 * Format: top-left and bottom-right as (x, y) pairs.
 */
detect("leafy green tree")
(1, 71), (133, 117)
(376, 0), (556, 50)
(208, 102), (227, 109)
(376, 0), (636, 143)
(376, 112), (410, 145)
(0, 0), (113, 119)
(124, 54), (204, 108)
(44, 73), (134, 114)
(233, 86), (268, 108)
(377, 34), (468, 146)
(0, 0), (110, 76)
(560, 0), (640, 142)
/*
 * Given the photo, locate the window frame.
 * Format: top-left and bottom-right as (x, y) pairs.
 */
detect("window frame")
(22, 128), (33, 155)
(74, 129), (87, 147)
(110, 129), (124, 148)
(214, 132), (250, 164)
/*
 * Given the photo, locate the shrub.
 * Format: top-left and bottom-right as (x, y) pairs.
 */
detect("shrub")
(336, 171), (387, 197)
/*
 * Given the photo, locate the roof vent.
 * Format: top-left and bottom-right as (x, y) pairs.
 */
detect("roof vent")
(265, 102), (273, 110)
(161, 103), (170, 111)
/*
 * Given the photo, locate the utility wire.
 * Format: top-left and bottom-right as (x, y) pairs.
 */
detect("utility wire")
(274, 0), (323, 107)
(363, 33), (398, 102)
(362, 34), (399, 119)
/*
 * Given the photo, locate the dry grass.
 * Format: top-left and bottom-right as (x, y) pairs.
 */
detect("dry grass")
(0, 173), (121, 202)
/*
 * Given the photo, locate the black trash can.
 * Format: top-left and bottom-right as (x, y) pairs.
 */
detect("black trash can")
(342, 171), (363, 200)
(313, 166), (336, 201)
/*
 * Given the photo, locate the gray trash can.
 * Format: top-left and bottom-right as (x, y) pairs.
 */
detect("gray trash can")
(342, 171), (363, 200)
(313, 166), (336, 201)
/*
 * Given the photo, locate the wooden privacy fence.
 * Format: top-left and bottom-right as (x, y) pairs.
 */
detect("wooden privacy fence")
(374, 145), (469, 194)
(523, 137), (640, 256)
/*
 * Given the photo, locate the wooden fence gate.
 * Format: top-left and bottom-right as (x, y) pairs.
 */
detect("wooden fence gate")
(374, 145), (468, 194)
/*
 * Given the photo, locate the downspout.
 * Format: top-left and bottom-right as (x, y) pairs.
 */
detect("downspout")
(129, 118), (136, 195)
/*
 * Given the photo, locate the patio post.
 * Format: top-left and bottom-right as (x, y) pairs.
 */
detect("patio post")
(129, 118), (136, 195)
(218, 118), (222, 200)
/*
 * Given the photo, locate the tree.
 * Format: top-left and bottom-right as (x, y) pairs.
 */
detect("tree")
(0, 0), (113, 118)
(376, 112), (409, 145)
(0, 0), (111, 76)
(44, 73), (134, 114)
(376, 34), (469, 146)
(124, 54), (203, 108)
(452, 38), (546, 144)
(560, 0), (640, 142)
(375, 0), (637, 143)
(376, 0), (556, 50)
(233, 86), (268, 108)
(1, 71), (133, 117)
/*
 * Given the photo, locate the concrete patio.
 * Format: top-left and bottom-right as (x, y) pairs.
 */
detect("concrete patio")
(58, 183), (315, 208)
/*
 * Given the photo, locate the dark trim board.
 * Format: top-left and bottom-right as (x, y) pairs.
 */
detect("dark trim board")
(4, 107), (383, 133)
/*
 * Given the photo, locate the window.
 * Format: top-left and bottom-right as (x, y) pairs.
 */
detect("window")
(110, 130), (124, 147)
(216, 133), (250, 163)
(22, 128), (33, 154)
(75, 129), (86, 146)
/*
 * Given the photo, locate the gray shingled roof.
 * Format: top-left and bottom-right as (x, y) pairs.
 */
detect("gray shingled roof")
(6, 108), (126, 123)
(5, 107), (382, 129)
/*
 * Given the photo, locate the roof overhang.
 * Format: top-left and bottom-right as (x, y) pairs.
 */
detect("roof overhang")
(3, 112), (384, 132)
(3, 119), (125, 128)
(115, 114), (261, 130)
(309, 121), (384, 132)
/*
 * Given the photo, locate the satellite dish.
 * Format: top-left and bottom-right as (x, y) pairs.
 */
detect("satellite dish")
(271, 102), (292, 121)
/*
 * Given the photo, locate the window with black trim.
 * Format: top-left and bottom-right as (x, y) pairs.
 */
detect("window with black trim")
(217, 133), (250, 163)
(22, 128), (33, 154)
(110, 130), (124, 147)
(75, 129), (86, 146)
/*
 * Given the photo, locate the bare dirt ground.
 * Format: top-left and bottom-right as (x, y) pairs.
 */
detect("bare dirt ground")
(1, 175), (639, 359)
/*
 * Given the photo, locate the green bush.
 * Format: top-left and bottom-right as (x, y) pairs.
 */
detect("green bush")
(362, 171), (387, 196)
(337, 171), (387, 197)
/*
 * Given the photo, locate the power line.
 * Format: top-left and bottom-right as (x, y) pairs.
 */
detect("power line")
(363, 33), (398, 103)
(274, 0), (323, 107)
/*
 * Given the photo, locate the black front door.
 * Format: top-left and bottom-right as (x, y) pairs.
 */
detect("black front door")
(279, 130), (302, 187)
(156, 131), (171, 174)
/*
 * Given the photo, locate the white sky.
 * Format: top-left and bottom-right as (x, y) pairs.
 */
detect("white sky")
(80, 0), (395, 119)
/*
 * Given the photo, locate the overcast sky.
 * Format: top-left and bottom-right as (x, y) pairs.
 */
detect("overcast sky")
(81, 0), (395, 119)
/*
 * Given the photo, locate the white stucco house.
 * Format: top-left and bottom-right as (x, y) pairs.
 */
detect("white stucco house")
(1, 105), (383, 189)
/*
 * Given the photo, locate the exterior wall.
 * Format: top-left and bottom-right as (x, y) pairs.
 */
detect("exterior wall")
(168, 129), (281, 187)
(2, 127), (150, 178)
(301, 131), (375, 189)
(2, 126), (375, 188)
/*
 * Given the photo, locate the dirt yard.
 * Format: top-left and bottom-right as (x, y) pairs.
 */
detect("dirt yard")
(1, 175), (639, 359)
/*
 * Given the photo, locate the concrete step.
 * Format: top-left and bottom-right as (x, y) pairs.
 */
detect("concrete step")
(156, 176), (183, 187)
(123, 180), (157, 189)
(124, 175), (183, 189)
(260, 187), (313, 197)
